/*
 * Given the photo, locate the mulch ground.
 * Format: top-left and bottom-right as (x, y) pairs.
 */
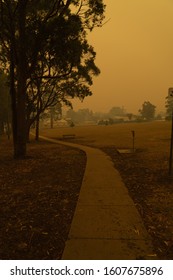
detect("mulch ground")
(1, 135), (173, 260)
(101, 146), (173, 260)
(0, 137), (86, 260)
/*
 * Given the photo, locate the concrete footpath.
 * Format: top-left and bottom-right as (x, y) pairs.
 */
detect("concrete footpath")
(40, 135), (157, 260)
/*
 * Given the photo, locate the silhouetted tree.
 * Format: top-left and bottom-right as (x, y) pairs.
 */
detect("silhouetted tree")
(0, 0), (105, 158)
(66, 108), (93, 124)
(165, 93), (173, 120)
(109, 106), (125, 117)
(139, 101), (156, 120)
(127, 113), (133, 121)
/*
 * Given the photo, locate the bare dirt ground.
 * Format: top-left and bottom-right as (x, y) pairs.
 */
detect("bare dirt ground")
(0, 137), (86, 259)
(40, 121), (173, 259)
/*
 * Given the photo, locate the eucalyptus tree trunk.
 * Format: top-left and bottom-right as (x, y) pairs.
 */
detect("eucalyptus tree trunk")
(9, 47), (18, 155)
(10, 52), (27, 158)
(15, 71), (27, 158)
(13, 1), (27, 158)
(35, 114), (40, 141)
(0, 121), (4, 135)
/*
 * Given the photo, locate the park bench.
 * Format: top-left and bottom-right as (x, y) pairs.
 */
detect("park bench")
(62, 134), (76, 139)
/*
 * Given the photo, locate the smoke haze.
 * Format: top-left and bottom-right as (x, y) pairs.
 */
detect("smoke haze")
(72, 0), (173, 114)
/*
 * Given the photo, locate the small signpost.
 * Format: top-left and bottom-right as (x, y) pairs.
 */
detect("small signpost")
(168, 88), (173, 177)
(131, 130), (135, 152)
(117, 131), (136, 154)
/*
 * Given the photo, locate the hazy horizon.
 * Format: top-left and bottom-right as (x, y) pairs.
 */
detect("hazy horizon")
(71, 0), (173, 114)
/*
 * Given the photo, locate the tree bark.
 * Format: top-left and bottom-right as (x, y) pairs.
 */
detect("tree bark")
(50, 111), (54, 129)
(35, 114), (40, 141)
(9, 47), (18, 155)
(13, 1), (27, 158)
(0, 121), (4, 135)
(15, 71), (27, 158)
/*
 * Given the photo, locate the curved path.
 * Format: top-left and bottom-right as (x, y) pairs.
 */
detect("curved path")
(39, 135), (157, 260)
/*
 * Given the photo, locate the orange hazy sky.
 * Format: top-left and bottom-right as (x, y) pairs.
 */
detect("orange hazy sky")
(72, 0), (173, 114)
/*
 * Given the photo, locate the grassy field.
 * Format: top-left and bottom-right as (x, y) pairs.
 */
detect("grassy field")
(40, 120), (173, 259)
(40, 120), (172, 179)
(40, 120), (171, 152)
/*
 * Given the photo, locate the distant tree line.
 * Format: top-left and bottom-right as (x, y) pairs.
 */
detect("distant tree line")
(43, 92), (172, 127)
(62, 102), (158, 126)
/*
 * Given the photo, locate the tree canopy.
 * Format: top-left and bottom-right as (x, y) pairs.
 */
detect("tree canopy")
(109, 106), (125, 117)
(139, 101), (156, 120)
(165, 90), (173, 120)
(0, 0), (105, 158)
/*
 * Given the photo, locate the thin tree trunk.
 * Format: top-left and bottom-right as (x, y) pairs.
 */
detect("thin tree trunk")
(50, 111), (54, 129)
(15, 74), (27, 157)
(35, 114), (40, 141)
(9, 48), (18, 155)
(6, 120), (11, 140)
(0, 121), (4, 135)
(14, 1), (27, 158)
(6, 94), (11, 140)
(26, 121), (31, 142)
